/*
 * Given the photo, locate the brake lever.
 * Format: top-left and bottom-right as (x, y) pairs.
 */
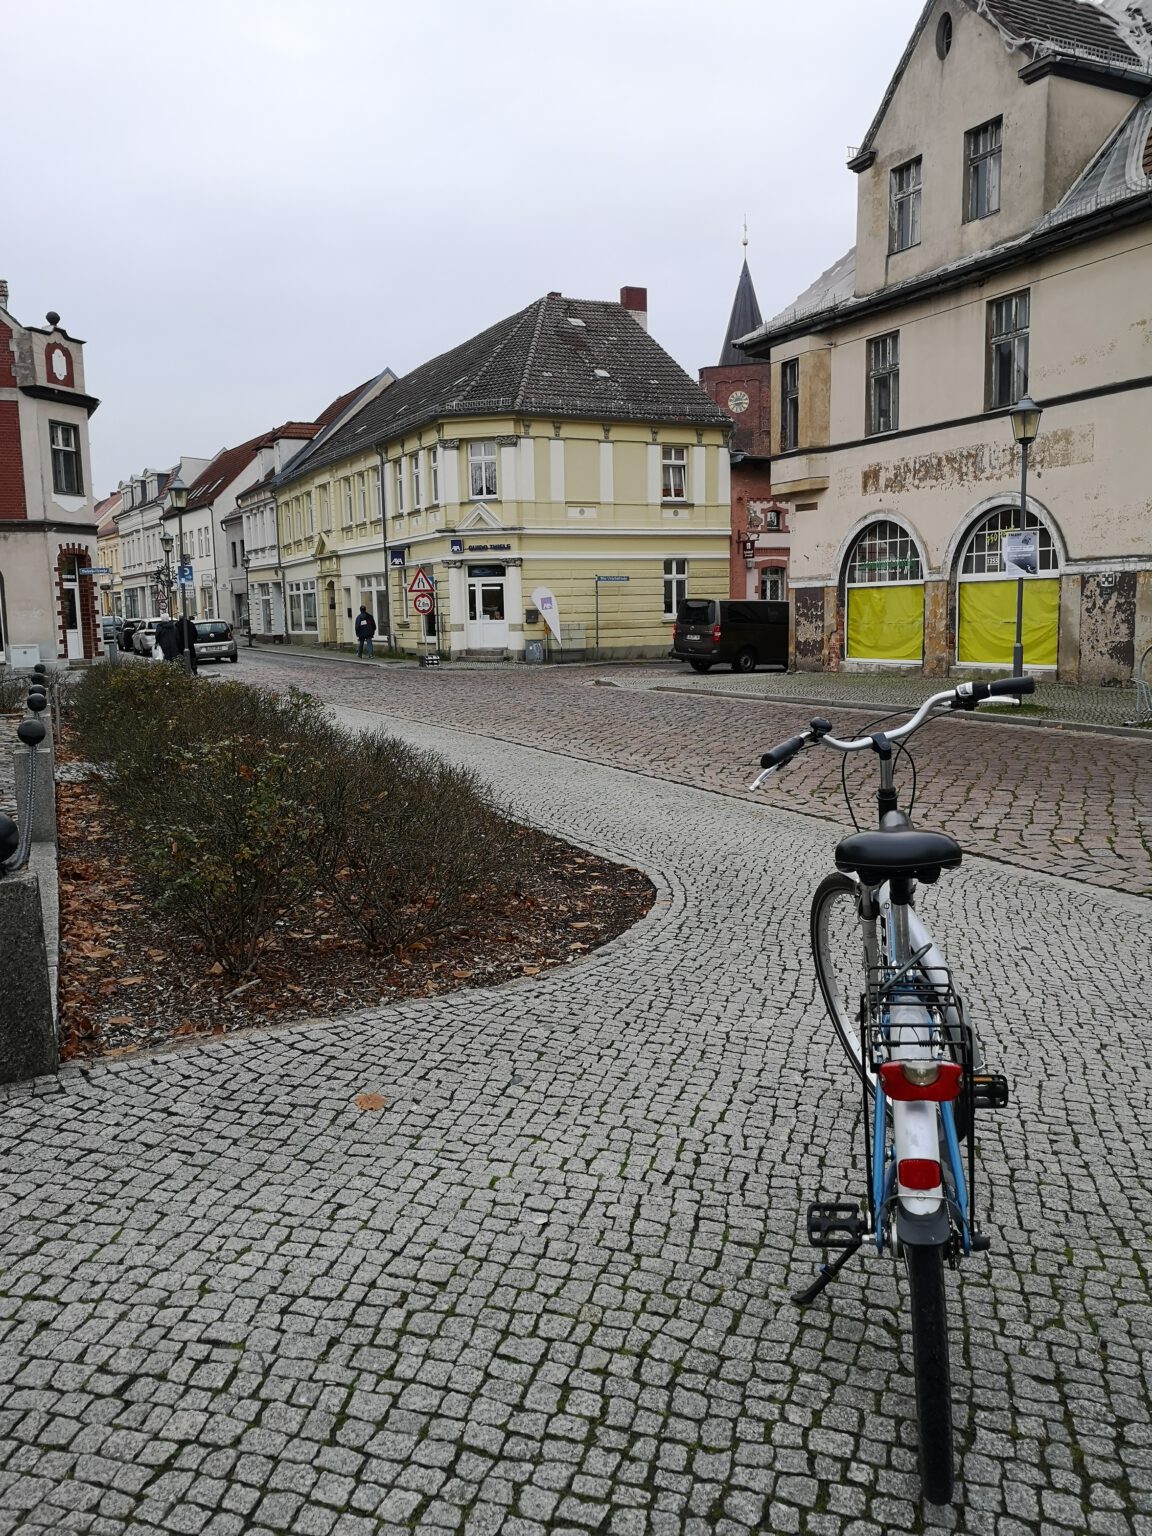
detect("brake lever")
(748, 766), (781, 792)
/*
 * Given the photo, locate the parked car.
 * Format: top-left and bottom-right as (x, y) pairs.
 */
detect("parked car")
(120, 619), (142, 653)
(193, 620), (238, 664)
(671, 598), (789, 674)
(131, 620), (163, 656)
(100, 615), (124, 643)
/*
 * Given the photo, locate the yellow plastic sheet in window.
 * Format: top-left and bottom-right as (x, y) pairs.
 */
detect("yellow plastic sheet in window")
(846, 584), (924, 661)
(957, 579), (1058, 665)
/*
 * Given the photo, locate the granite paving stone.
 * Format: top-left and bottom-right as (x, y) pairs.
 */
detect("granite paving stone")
(0, 672), (1148, 1532)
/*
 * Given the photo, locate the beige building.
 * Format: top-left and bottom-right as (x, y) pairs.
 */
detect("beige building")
(260, 289), (733, 659)
(741, 0), (1152, 680)
(0, 282), (102, 663)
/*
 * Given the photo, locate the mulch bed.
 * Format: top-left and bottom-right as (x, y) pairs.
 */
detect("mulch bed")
(57, 774), (654, 1061)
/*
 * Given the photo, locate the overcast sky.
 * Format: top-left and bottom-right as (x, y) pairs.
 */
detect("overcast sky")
(7, 0), (922, 496)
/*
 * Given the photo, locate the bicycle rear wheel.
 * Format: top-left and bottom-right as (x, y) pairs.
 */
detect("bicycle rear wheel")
(811, 872), (875, 1094)
(905, 1242), (954, 1504)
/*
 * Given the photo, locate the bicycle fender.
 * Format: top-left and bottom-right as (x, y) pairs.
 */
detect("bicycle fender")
(897, 1203), (951, 1246)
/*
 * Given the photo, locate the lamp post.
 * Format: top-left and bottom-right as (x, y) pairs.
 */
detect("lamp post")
(164, 477), (193, 674)
(1007, 394), (1042, 677)
(242, 553), (254, 647)
(159, 531), (175, 620)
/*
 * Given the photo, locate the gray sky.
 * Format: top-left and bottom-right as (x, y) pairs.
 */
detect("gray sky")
(7, 0), (921, 496)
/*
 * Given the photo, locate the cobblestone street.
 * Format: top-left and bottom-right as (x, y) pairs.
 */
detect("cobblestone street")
(1, 664), (1149, 1534)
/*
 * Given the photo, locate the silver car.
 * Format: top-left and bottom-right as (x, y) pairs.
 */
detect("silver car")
(194, 620), (239, 664)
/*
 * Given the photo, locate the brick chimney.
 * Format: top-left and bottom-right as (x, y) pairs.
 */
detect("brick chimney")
(620, 286), (647, 331)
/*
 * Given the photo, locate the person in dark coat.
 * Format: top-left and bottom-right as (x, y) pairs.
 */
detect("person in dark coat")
(355, 605), (377, 658)
(155, 617), (180, 663)
(175, 613), (199, 673)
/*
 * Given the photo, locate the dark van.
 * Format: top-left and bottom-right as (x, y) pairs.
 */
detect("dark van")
(672, 598), (788, 673)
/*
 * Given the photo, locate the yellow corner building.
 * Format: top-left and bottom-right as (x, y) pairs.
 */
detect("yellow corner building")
(250, 289), (733, 660)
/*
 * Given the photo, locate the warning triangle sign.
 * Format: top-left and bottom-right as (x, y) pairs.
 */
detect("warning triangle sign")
(407, 566), (435, 595)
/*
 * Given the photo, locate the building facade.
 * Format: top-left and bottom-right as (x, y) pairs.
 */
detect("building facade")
(698, 254), (790, 603)
(741, 0), (1152, 680)
(0, 282), (103, 663)
(267, 289), (733, 659)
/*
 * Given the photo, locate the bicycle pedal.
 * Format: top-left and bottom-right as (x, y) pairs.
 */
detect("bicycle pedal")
(970, 1072), (1010, 1109)
(806, 1202), (865, 1248)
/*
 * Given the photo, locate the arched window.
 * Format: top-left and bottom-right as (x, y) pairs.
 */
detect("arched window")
(959, 505), (1058, 575)
(845, 520), (923, 586)
(956, 505), (1060, 666)
(843, 519), (925, 662)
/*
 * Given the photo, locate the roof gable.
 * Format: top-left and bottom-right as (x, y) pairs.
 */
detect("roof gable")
(850, 0), (1148, 170)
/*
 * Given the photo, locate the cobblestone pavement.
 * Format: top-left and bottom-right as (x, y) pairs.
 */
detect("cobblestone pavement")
(237, 652), (1152, 897)
(2, 708), (1150, 1534)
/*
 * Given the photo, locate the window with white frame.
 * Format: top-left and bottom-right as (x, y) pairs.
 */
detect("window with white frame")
(468, 440), (498, 498)
(663, 558), (687, 618)
(661, 446), (687, 501)
(355, 473), (366, 523)
(759, 568), (786, 601)
(960, 506), (1057, 575)
(305, 491), (314, 535)
(294, 500), (303, 541)
(428, 445), (439, 503)
(50, 422), (83, 495)
(320, 484), (331, 530)
(287, 578), (318, 632)
(866, 331), (900, 436)
(987, 289), (1029, 409)
(965, 118), (1002, 222)
(410, 451), (422, 509)
(341, 478), (353, 526)
(889, 157), (922, 253)
(845, 520), (923, 585)
(393, 460), (404, 514)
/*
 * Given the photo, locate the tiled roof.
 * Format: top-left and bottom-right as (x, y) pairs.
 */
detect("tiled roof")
(183, 435), (265, 512)
(315, 382), (373, 426)
(280, 293), (732, 487)
(976, 0), (1149, 62)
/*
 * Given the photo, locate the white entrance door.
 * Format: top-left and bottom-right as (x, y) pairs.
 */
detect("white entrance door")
(62, 570), (83, 659)
(466, 565), (508, 649)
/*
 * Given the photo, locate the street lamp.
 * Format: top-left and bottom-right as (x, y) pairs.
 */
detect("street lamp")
(159, 528), (175, 621)
(241, 553), (254, 647)
(1007, 394), (1042, 677)
(164, 476), (193, 674)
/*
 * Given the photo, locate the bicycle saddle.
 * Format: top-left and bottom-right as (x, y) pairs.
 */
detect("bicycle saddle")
(835, 824), (962, 884)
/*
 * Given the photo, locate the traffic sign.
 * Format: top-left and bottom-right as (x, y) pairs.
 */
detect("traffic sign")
(79, 566), (111, 576)
(412, 592), (434, 616)
(407, 566), (435, 596)
(178, 563), (194, 586)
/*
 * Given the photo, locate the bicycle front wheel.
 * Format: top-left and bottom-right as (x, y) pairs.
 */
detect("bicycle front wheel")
(811, 872), (875, 1094)
(905, 1242), (954, 1505)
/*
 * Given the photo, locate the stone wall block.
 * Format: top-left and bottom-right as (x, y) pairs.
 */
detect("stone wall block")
(923, 578), (950, 676)
(13, 745), (56, 844)
(0, 871), (57, 1083)
(793, 588), (824, 671)
(1078, 571), (1135, 684)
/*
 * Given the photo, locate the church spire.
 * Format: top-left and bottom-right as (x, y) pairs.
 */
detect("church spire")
(718, 226), (763, 366)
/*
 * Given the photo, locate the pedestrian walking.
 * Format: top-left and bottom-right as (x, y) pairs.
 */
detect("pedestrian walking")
(176, 613), (200, 673)
(155, 617), (180, 663)
(355, 604), (377, 659)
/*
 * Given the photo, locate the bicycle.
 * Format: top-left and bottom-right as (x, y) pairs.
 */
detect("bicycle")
(750, 674), (1031, 1504)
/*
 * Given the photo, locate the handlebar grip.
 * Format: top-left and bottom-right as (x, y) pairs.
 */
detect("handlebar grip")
(760, 735), (808, 769)
(988, 675), (1035, 697)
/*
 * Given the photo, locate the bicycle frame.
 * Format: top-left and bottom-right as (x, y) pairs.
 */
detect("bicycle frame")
(862, 884), (973, 1258)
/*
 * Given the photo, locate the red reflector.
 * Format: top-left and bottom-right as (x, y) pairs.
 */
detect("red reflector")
(899, 1158), (941, 1190)
(878, 1061), (963, 1101)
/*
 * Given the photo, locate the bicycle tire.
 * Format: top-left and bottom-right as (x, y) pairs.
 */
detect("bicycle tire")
(905, 1242), (954, 1505)
(811, 872), (875, 1095)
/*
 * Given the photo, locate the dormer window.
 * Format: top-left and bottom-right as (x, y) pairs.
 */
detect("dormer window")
(965, 118), (1002, 221)
(889, 158), (922, 253)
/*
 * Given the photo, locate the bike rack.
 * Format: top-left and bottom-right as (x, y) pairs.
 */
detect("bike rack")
(1128, 646), (1152, 727)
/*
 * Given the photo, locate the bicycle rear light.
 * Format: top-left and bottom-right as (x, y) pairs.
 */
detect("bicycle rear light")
(878, 1061), (963, 1101)
(898, 1158), (942, 1190)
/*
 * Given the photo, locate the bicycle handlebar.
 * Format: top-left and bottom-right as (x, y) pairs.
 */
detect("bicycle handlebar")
(751, 676), (1034, 785)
